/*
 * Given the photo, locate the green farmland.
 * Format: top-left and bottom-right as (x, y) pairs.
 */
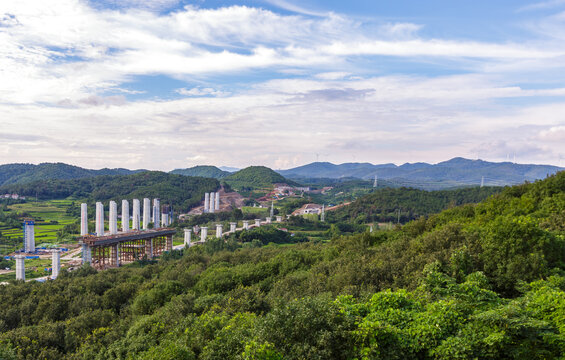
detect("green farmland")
(0, 199), (80, 254)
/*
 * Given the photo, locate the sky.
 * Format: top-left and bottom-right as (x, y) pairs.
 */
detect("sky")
(1, 0), (565, 170)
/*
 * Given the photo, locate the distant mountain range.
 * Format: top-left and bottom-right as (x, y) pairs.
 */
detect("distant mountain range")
(1, 158), (561, 191)
(0, 163), (143, 187)
(277, 158), (564, 190)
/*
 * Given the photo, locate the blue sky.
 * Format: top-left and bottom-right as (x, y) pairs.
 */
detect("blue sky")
(1, 0), (564, 170)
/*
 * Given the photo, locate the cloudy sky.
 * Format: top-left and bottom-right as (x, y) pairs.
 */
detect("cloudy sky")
(1, 0), (565, 170)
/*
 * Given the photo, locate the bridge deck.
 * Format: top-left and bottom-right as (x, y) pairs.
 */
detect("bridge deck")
(80, 228), (176, 247)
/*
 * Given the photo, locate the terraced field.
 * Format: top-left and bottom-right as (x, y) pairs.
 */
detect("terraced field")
(0, 199), (80, 254)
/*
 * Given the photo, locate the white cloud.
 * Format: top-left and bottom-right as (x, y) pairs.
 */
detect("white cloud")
(0, 1), (565, 168)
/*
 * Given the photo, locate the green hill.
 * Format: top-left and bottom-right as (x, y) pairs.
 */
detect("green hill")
(0, 171), (218, 211)
(0, 171), (564, 359)
(0, 162), (140, 187)
(224, 166), (300, 190)
(328, 186), (502, 224)
(170, 165), (230, 179)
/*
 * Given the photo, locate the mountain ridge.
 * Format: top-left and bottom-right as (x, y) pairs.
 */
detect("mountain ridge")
(277, 157), (563, 189)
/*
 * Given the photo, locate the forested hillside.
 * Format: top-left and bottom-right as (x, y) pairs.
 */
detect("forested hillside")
(224, 166), (299, 190)
(171, 166), (231, 179)
(0, 172), (219, 211)
(0, 171), (564, 359)
(328, 186), (502, 224)
(0, 163), (139, 186)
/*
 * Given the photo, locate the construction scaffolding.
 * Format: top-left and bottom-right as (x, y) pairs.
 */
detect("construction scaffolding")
(79, 228), (175, 270)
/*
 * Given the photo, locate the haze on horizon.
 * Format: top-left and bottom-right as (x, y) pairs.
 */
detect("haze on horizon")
(1, 0), (565, 170)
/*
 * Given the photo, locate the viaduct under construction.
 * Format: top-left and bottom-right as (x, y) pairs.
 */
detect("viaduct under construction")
(78, 197), (175, 270)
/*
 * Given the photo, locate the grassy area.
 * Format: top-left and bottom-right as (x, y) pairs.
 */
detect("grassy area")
(1, 199), (80, 254)
(0, 257), (64, 282)
(241, 206), (269, 216)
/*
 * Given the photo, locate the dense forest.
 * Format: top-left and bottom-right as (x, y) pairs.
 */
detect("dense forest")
(0, 172), (564, 359)
(223, 166), (299, 190)
(171, 166), (231, 179)
(328, 186), (502, 224)
(0, 172), (219, 212)
(0, 163), (140, 187)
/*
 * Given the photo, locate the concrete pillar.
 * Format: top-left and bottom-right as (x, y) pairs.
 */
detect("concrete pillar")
(204, 193), (210, 213)
(122, 200), (129, 233)
(80, 203), (88, 236)
(145, 239), (153, 258)
(115, 244), (120, 266)
(215, 192), (220, 210)
(230, 222), (237, 233)
(153, 199), (160, 228)
(255, 219), (261, 227)
(184, 228), (192, 247)
(109, 201), (118, 235)
(276, 216), (282, 222)
(200, 227), (208, 242)
(216, 224), (223, 238)
(15, 254), (25, 281)
(266, 217), (272, 224)
(209, 192), (215, 214)
(270, 201), (274, 218)
(132, 199), (140, 230)
(143, 198), (150, 230)
(51, 249), (60, 279)
(96, 202), (104, 236)
(23, 219), (35, 253)
(243, 220), (249, 230)
(81, 243), (91, 265)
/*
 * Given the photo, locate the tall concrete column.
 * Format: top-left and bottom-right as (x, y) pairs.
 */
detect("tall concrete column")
(132, 199), (140, 230)
(143, 198), (151, 230)
(200, 227), (208, 242)
(209, 192), (215, 214)
(276, 216), (282, 222)
(270, 201), (274, 218)
(215, 192), (220, 210)
(216, 224), (223, 238)
(23, 219), (35, 253)
(15, 254), (25, 281)
(80, 203), (88, 236)
(109, 201), (118, 235)
(184, 228), (192, 247)
(255, 219), (261, 227)
(95, 202), (104, 236)
(122, 200), (129, 233)
(204, 193), (210, 213)
(243, 220), (249, 230)
(51, 250), (60, 279)
(153, 199), (160, 228)
(230, 222), (237, 233)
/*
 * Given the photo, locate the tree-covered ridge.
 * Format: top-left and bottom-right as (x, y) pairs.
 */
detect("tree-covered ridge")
(171, 165), (231, 179)
(224, 166), (300, 190)
(0, 172), (219, 211)
(328, 186), (502, 224)
(0, 163), (141, 186)
(0, 171), (564, 359)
